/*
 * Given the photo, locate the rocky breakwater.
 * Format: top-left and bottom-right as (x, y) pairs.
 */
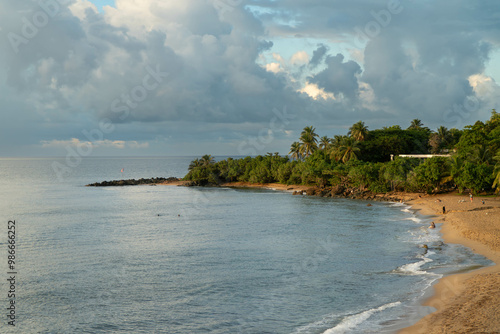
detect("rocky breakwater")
(87, 177), (180, 187)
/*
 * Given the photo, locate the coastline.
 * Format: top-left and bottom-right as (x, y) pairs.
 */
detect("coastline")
(159, 179), (421, 202)
(400, 193), (500, 333)
(145, 179), (499, 331)
(182, 182), (500, 332)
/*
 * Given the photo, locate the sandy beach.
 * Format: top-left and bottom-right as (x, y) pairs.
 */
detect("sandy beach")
(400, 193), (500, 333)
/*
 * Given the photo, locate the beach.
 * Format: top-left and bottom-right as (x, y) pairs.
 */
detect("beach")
(400, 193), (500, 333)
(160, 179), (500, 332)
(222, 186), (500, 333)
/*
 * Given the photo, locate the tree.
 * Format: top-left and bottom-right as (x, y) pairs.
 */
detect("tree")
(410, 157), (451, 193)
(329, 135), (346, 162)
(381, 157), (419, 191)
(437, 126), (450, 145)
(289, 142), (302, 160)
(299, 126), (318, 157)
(319, 136), (331, 150)
(454, 162), (494, 193)
(200, 154), (215, 166)
(470, 144), (493, 165)
(336, 137), (360, 163)
(429, 133), (442, 154)
(188, 158), (201, 171)
(349, 121), (369, 141)
(429, 126), (450, 154)
(331, 135), (344, 147)
(408, 119), (423, 130)
(449, 155), (463, 190)
(493, 150), (500, 193)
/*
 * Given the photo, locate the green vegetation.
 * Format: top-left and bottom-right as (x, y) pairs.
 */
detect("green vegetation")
(184, 111), (500, 194)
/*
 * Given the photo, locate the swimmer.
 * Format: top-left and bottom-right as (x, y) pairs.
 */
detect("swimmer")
(429, 222), (436, 229)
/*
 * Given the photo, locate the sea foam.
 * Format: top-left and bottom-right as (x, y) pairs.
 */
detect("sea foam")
(322, 302), (402, 334)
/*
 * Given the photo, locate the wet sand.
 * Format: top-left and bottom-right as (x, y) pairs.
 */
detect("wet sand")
(400, 193), (500, 333)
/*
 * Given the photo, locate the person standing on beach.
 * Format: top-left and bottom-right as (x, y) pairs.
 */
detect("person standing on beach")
(470, 193), (473, 202)
(443, 206), (446, 214)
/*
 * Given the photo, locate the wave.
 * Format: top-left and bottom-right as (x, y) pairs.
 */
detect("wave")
(404, 216), (424, 224)
(393, 254), (441, 277)
(322, 302), (402, 334)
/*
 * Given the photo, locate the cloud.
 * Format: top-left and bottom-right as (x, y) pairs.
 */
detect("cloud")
(290, 51), (309, 65)
(41, 138), (149, 150)
(308, 53), (362, 100)
(309, 44), (328, 69)
(1, 0), (500, 156)
(299, 82), (335, 101)
(265, 62), (283, 73)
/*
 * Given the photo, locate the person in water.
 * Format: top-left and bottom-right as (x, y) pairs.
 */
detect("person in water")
(429, 222), (436, 229)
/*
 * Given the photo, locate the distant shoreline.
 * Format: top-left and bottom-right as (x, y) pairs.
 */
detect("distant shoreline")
(87, 177), (423, 202)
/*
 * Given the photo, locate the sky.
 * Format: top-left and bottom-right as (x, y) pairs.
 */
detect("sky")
(1, 0), (499, 157)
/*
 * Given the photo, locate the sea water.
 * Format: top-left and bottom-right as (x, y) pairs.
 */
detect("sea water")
(0, 157), (493, 333)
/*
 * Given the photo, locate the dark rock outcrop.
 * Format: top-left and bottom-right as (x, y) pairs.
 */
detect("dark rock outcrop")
(87, 177), (178, 187)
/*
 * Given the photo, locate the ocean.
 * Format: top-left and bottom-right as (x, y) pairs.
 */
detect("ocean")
(0, 157), (492, 333)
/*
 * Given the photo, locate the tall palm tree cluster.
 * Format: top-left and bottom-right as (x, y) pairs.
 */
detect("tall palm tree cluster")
(289, 121), (368, 163)
(188, 154), (215, 170)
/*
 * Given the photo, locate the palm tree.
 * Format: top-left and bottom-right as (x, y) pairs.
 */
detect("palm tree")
(289, 142), (302, 160)
(449, 155), (462, 184)
(329, 135), (346, 161)
(200, 154), (215, 166)
(319, 136), (331, 150)
(330, 136), (360, 163)
(437, 126), (449, 142)
(408, 119), (423, 130)
(336, 137), (360, 163)
(299, 126), (318, 158)
(330, 135), (344, 147)
(470, 144), (493, 165)
(348, 121), (369, 141)
(493, 151), (500, 193)
(188, 158), (202, 171)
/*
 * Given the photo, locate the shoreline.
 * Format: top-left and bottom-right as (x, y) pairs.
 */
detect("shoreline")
(399, 194), (500, 333)
(163, 180), (499, 332)
(160, 179), (422, 202)
(182, 182), (500, 332)
(216, 183), (500, 332)
(98, 178), (500, 331)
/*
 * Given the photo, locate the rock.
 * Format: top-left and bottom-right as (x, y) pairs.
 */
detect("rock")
(306, 188), (316, 196)
(330, 185), (344, 196)
(87, 177), (175, 187)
